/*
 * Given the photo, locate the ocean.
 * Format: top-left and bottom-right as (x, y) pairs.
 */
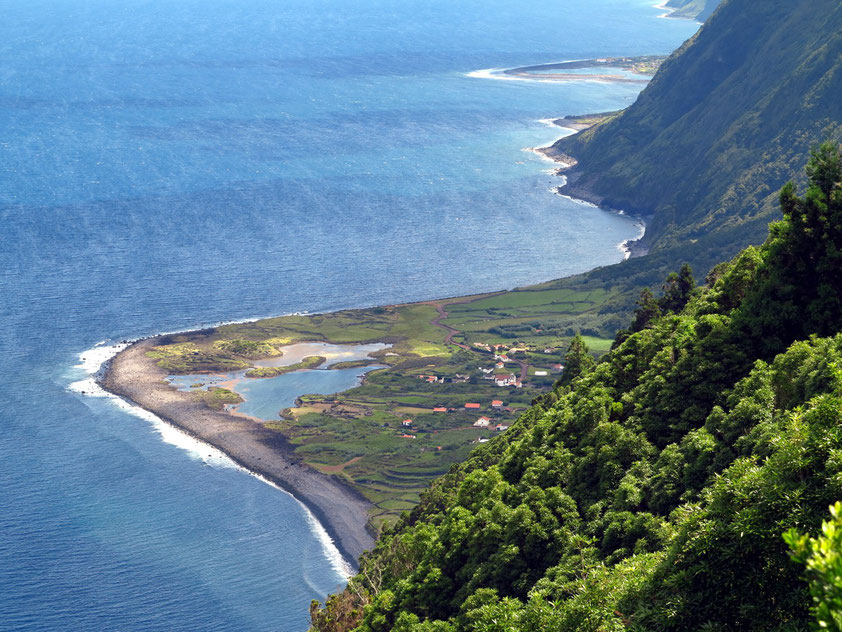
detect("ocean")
(0, 1), (697, 629)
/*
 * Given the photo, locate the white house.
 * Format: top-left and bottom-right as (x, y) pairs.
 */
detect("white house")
(473, 417), (491, 427)
(494, 374), (517, 387)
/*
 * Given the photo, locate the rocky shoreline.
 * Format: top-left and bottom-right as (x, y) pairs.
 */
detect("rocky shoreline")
(537, 126), (651, 259)
(99, 337), (376, 567)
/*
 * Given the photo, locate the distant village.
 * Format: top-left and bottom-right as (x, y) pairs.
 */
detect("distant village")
(417, 341), (563, 390)
(398, 342), (565, 443)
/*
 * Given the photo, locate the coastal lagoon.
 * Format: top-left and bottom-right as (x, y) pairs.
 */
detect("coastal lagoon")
(0, 1), (697, 629)
(168, 342), (389, 420)
(233, 366), (384, 420)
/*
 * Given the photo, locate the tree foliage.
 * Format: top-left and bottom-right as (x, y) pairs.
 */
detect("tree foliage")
(557, 334), (595, 387)
(786, 502), (842, 632)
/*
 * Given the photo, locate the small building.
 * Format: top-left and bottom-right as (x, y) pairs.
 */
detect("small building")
(402, 419), (413, 427)
(494, 374), (517, 387)
(433, 407), (448, 413)
(495, 362), (505, 369)
(534, 370), (548, 376)
(399, 433), (416, 439)
(464, 402), (481, 409)
(495, 424), (510, 432)
(474, 416), (491, 427)
(478, 437), (489, 443)
(491, 400), (503, 408)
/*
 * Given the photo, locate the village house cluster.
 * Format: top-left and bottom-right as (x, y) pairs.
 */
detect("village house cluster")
(416, 341), (564, 391)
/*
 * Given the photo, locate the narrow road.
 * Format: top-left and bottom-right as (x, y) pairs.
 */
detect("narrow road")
(512, 358), (529, 381)
(428, 302), (470, 350)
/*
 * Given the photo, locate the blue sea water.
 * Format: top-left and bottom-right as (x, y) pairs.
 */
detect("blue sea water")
(0, 1), (697, 630)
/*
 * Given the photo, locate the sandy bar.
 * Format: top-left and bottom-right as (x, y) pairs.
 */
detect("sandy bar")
(100, 337), (375, 568)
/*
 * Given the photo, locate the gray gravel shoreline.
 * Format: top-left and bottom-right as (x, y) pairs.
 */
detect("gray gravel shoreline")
(99, 337), (376, 568)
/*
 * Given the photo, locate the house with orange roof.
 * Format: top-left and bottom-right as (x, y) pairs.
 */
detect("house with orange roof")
(464, 402), (481, 409)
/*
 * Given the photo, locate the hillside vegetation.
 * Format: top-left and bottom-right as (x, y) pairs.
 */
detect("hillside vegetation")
(555, 0), (842, 285)
(310, 146), (842, 631)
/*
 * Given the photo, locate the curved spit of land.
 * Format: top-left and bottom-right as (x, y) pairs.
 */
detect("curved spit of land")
(499, 55), (665, 83)
(100, 338), (376, 566)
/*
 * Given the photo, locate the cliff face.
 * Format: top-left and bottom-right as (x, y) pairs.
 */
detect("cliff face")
(556, 0), (842, 265)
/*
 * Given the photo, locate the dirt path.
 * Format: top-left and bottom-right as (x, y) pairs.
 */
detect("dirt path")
(428, 302), (470, 350)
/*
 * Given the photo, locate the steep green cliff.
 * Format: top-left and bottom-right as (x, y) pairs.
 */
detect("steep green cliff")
(555, 0), (842, 276)
(310, 144), (842, 632)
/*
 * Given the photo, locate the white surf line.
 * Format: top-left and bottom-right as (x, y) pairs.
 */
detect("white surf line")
(618, 220), (647, 260)
(652, 0), (674, 18)
(67, 329), (353, 580)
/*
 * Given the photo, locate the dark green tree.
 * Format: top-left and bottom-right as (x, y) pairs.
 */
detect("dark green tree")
(786, 502), (842, 632)
(658, 263), (695, 313)
(629, 288), (662, 332)
(735, 142), (842, 355)
(558, 333), (594, 386)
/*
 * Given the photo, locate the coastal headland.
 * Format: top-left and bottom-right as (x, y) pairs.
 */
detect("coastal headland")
(99, 111), (645, 566)
(473, 56), (665, 83)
